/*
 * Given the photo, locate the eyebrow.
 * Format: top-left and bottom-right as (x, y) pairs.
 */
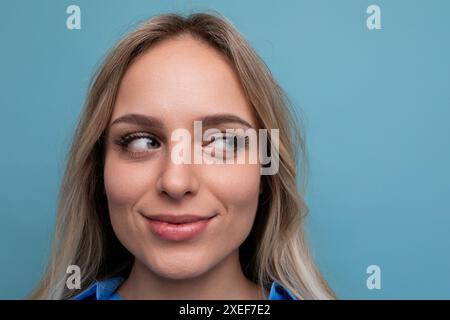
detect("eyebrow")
(110, 114), (164, 129)
(109, 113), (254, 129)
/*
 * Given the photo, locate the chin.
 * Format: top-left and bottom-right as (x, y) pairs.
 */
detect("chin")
(150, 262), (212, 280)
(144, 252), (216, 281)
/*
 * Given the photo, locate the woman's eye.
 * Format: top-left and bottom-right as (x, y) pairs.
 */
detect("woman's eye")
(205, 134), (247, 154)
(115, 133), (161, 155)
(128, 137), (160, 151)
(207, 135), (234, 150)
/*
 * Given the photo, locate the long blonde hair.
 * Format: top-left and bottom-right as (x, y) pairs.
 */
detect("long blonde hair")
(30, 11), (336, 300)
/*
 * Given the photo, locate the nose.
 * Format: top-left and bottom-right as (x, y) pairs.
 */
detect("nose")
(156, 158), (199, 201)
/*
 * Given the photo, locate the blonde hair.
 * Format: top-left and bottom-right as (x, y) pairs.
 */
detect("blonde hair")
(30, 11), (336, 300)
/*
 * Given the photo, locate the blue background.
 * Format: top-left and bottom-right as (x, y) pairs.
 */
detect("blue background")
(1, 0), (449, 299)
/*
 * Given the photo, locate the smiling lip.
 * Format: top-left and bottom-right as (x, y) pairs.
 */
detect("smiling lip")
(146, 214), (215, 241)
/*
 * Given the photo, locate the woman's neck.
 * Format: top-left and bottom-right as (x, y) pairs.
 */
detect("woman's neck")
(117, 250), (265, 300)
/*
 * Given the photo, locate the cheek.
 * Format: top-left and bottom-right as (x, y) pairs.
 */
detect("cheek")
(223, 164), (261, 205)
(204, 163), (261, 231)
(103, 156), (152, 207)
(103, 155), (157, 257)
(103, 155), (156, 243)
(104, 156), (136, 230)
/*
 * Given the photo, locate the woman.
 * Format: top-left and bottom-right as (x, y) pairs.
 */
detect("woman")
(30, 11), (335, 300)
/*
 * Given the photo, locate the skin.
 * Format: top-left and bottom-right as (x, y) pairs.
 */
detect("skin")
(103, 33), (265, 299)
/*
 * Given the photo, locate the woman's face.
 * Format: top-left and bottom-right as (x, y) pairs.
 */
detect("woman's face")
(103, 34), (261, 280)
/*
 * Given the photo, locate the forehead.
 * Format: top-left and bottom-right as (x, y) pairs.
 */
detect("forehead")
(111, 34), (257, 128)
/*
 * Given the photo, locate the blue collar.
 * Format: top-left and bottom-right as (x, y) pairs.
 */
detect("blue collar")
(72, 276), (297, 300)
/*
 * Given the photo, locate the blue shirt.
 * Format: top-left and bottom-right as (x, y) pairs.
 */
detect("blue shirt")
(71, 276), (297, 300)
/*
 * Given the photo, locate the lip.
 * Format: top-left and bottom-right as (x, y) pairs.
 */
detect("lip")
(145, 214), (216, 241)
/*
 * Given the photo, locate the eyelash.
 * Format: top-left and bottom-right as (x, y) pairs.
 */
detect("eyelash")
(206, 134), (250, 151)
(114, 132), (250, 159)
(114, 132), (161, 159)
